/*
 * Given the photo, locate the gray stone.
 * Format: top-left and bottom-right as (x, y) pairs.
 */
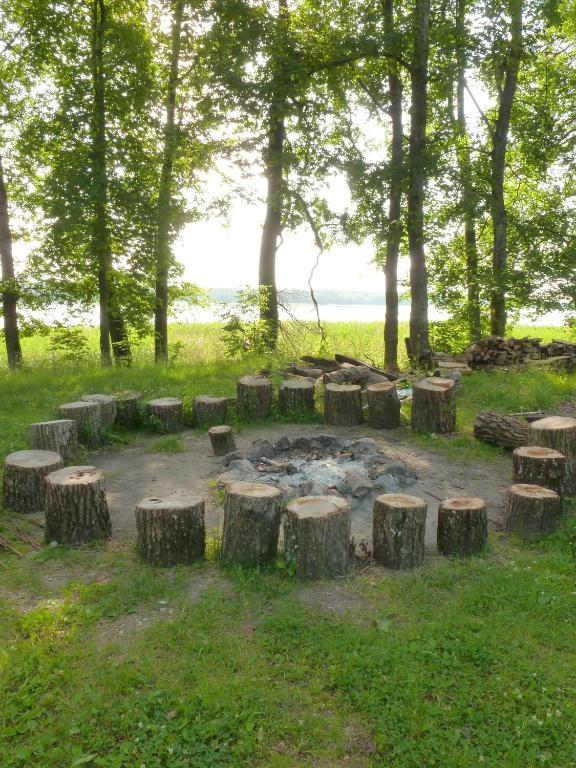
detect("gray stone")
(309, 434), (351, 452)
(292, 437), (312, 451)
(372, 473), (400, 493)
(300, 480), (331, 496)
(345, 469), (372, 498)
(275, 436), (293, 452)
(372, 463), (417, 487)
(228, 458), (255, 474)
(246, 439), (275, 460)
(221, 450), (245, 466)
(216, 469), (249, 488)
(348, 438), (378, 457)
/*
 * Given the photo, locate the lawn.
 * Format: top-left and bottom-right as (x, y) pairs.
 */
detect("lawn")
(1, 321), (575, 767)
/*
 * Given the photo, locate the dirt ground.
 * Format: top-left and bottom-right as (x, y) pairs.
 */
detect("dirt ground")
(92, 423), (512, 551)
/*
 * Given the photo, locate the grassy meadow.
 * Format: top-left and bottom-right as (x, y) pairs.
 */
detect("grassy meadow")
(1, 320), (576, 767)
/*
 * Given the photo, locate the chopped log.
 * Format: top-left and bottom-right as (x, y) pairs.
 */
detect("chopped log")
(300, 355), (340, 372)
(411, 377), (456, 434)
(44, 466), (111, 545)
(334, 353), (399, 381)
(193, 395), (229, 428)
(115, 391), (143, 427)
(512, 446), (566, 496)
(324, 383), (363, 426)
(504, 483), (561, 538)
(473, 411), (530, 449)
(59, 401), (103, 447)
(279, 379), (315, 415)
(287, 364), (324, 379)
(208, 425), (237, 456)
(367, 382), (400, 429)
(82, 394), (117, 429)
(437, 497), (487, 556)
(3, 450), (64, 513)
(28, 419), (79, 461)
(372, 493), (427, 570)
(463, 336), (544, 368)
(283, 495), (351, 579)
(236, 375), (272, 419)
(147, 397), (184, 433)
(135, 496), (205, 566)
(220, 481), (282, 568)
(529, 416), (576, 494)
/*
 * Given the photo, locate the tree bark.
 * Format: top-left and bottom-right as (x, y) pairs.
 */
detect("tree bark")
(193, 395), (229, 428)
(529, 416), (576, 494)
(279, 380), (315, 415)
(237, 376), (272, 419)
(221, 481), (282, 568)
(437, 497), (487, 556)
(115, 391), (143, 427)
(0, 155), (22, 369)
(372, 493), (427, 569)
(45, 466), (111, 545)
(367, 382), (400, 429)
(411, 377), (456, 434)
(383, 0), (403, 369)
(407, 0), (430, 361)
(147, 397), (184, 433)
(489, 0), (522, 335)
(512, 446), (566, 496)
(504, 483), (560, 539)
(59, 401), (103, 447)
(109, 313), (132, 364)
(28, 420), (79, 462)
(82, 394), (117, 430)
(135, 496), (205, 566)
(324, 383), (363, 426)
(283, 495), (351, 579)
(3, 450), (64, 514)
(208, 425), (236, 456)
(473, 411), (529, 449)
(154, 0), (184, 363)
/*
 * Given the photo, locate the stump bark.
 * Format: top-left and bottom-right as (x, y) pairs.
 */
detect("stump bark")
(28, 419), (78, 461)
(437, 497), (487, 556)
(512, 446), (566, 496)
(135, 496), (205, 566)
(324, 383), (363, 426)
(504, 483), (561, 538)
(115, 391), (143, 427)
(221, 482), (282, 567)
(283, 495), (351, 579)
(3, 450), (64, 513)
(367, 382), (401, 429)
(82, 394), (117, 429)
(279, 380), (315, 416)
(236, 376), (272, 419)
(59, 401), (103, 447)
(209, 425), (236, 456)
(529, 416), (576, 494)
(44, 466), (111, 545)
(193, 395), (229, 428)
(372, 494), (427, 569)
(411, 377), (456, 434)
(473, 411), (530, 449)
(147, 397), (184, 433)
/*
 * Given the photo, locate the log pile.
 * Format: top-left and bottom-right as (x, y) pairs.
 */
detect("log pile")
(298, 354), (400, 383)
(463, 336), (576, 369)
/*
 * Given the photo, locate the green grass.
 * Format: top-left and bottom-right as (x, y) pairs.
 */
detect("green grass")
(1, 320), (576, 766)
(148, 436), (186, 453)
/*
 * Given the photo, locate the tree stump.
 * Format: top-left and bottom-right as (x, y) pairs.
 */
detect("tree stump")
(221, 481), (282, 568)
(147, 398), (184, 433)
(3, 450), (64, 513)
(82, 394), (117, 430)
(529, 416), (576, 494)
(208, 425), (237, 456)
(59, 401), (103, 447)
(28, 419), (79, 461)
(283, 495), (351, 579)
(411, 377), (456, 434)
(367, 382), (401, 429)
(135, 496), (205, 567)
(504, 483), (561, 539)
(324, 383), (363, 426)
(437, 497), (487, 556)
(372, 494), (427, 570)
(473, 411), (530, 449)
(115, 391), (143, 428)
(512, 446), (566, 496)
(236, 376), (272, 419)
(193, 395), (229, 428)
(44, 466), (111, 545)
(279, 380), (315, 416)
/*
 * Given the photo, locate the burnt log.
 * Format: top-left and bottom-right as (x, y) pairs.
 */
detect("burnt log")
(147, 397), (184, 433)
(236, 376), (272, 419)
(372, 493), (427, 569)
(279, 380), (315, 415)
(411, 377), (456, 434)
(367, 382), (400, 429)
(437, 497), (487, 556)
(473, 411), (530, 449)
(3, 450), (64, 513)
(221, 481), (282, 567)
(135, 496), (205, 566)
(504, 483), (561, 538)
(512, 446), (566, 496)
(208, 425), (236, 456)
(45, 466), (111, 545)
(529, 416), (576, 494)
(28, 419), (78, 461)
(324, 383), (363, 426)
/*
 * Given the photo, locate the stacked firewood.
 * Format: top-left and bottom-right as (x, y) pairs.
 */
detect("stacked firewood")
(463, 336), (543, 368)
(542, 340), (576, 357)
(281, 353), (403, 388)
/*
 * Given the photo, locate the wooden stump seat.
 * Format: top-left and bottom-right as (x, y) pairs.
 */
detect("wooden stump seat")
(437, 497), (487, 556)
(529, 416), (576, 494)
(512, 445), (566, 496)
(504, 483), (561, 539)
(3, 450), (64, 513)
(28, 420), (78, 461)
(208, 425), (236, 456)
(82, 394), (117, 429)
(236, 376), (272, 419)
(367, 382), (400, 429)
(59, 401), (102, 446)
(193, 395), (229, 428)
(135, 496), (205, 566)
(279, 380), (315, 416)
(45, 466), (111, 545)
(324, 383), (363, 426)
(411, 377), (456, 434)
(221, 482), (281, 567)
(147, 398), (184, 433)
(373, 493), (427, 569)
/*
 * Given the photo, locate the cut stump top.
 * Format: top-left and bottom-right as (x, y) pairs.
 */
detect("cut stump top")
(148, 398), (182, 407)
(415, 377), (455, 392)
(226, 481), (282, 499)
(367, 382), (396, 393)
(439, 497), (485, 511)
(29, 419), (75, 428)
(208, 425), (232, 434)
(238, 376), (270, 387)
(286, 495), (350, 520)
(5, 450), (63, 468)
(47, 466), (103, 486)
(325, 383), (361, 393)
(375, 493), (427, 509)
(530, 416), (576, 431)
(513, 446), (565, 459)
(280, 380), (314, 390)
(60, 401), (100, 411)
(83, 394), (116, 403)
(508, 483), (559, 500)
(137, 496), (203, 511)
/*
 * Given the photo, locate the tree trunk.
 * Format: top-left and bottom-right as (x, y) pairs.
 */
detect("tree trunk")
(147, 397), (184, 433)
(3, 450), (64, 514)
(411, 377), (456, 434)
(208, 425), (236, 456)
(237, 376), (272, 419)
(59, 401), (103, 447)
(473, 410), (529, 449)
(135, 496), (205, 566)
(283, 495), (351, 579)
(279, 380), (315, 415)
(109, 313), (132, 364)
(383, 0), (403, 369)
(0, 155), (22, 369)
(407, 0), (430, 361)
(82, 394), (117, 430)
(512, 446), (566, 496)
(367, 382), (400, 429)
(489, 0), (522, 335)
(372, 493), (427, 569)
(28, 420), (79, 462)
(529, 416), (576, 494)
(504, 483), (560, 539)
(437, 497), (487, 556)
(221, 481), (282, 568)
(45, 466), (111, 545)
(154, 0), (184, 363)
(324, 383), (363, 426)
(193, 395), (229, 428)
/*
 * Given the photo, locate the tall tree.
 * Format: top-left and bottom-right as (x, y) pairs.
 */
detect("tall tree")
(0, 155), (22, 369)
